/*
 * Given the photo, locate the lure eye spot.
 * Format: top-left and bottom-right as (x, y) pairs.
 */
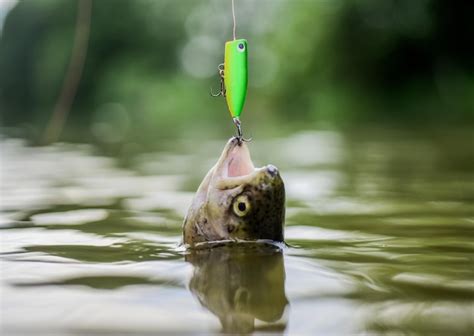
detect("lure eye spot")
(237, 43), (245, 52)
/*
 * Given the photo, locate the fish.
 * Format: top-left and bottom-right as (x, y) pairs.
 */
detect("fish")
(183, 137), (285, 246)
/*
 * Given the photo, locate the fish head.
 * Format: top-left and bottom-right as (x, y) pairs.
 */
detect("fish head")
(183, 137), (285, 245)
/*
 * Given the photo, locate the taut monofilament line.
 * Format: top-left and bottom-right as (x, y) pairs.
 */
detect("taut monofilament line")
(211, 0), (249, 141)
(232, 0), (236, 40)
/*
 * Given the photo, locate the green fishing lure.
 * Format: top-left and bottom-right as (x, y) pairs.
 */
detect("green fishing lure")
(224, 39), (248, 119)
(211, 39), (249, 138)
(210, 0), (250, 140)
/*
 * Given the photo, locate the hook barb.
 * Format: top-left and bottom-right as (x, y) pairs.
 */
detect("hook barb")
(210, 87), (223, 97)
(232, 117), (252, 143)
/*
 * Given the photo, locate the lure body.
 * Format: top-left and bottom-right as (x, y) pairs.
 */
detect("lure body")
(224, 39), (248, 118)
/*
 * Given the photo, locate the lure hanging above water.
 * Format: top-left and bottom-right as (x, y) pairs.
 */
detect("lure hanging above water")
(211, 0), (250, 141)
(224, 39), (248, 119)
(211, 39), (249, 139)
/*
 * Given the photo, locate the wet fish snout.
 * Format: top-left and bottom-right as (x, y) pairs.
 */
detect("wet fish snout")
(266, 164), (279, 178)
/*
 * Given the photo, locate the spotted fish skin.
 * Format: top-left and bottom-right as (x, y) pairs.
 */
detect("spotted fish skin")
(183, 137), (285, 246)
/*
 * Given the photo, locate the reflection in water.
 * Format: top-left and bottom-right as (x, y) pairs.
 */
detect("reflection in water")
(186, 243), (289, 334)
(1, 131), (474, 334)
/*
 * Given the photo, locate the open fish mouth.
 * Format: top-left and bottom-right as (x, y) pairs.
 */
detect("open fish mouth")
(226, 137), (255, 177)
(220, 137), (280, 181)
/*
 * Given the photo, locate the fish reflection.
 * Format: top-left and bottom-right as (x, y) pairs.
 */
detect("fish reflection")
(186, 243), (289, 334)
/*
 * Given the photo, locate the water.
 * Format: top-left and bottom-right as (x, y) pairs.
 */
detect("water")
(1, 130), (473, 335)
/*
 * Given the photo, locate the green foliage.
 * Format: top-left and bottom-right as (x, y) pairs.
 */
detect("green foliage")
(0, 0), (473, 145)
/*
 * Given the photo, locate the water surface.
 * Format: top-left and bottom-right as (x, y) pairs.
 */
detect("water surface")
(1, 130), (473, 334)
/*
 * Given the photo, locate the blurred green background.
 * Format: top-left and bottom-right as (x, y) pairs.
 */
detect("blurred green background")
(0, 0), (473, 149)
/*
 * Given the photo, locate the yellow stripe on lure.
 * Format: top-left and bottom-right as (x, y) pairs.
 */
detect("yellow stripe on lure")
(210, 38), (249, 141)
(224, 39), (248, 119)
(211, 39), (248, 119)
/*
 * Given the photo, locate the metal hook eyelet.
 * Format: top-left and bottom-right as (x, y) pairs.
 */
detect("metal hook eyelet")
(210, 63), (226, 97)
(233, 117), (252, 144)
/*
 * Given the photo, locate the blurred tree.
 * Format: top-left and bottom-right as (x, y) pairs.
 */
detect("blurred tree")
(0, 0), (472, 145)
(268, 0), (474, 125)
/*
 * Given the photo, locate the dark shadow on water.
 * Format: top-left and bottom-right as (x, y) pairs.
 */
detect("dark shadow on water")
(11, 275), (181, 290)
(16, 241), (182, 263)
(186, 242), (289, 334)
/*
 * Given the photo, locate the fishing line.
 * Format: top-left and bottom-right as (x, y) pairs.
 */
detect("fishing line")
(212, 0), (250, 141)
(232, 0), (236, 40)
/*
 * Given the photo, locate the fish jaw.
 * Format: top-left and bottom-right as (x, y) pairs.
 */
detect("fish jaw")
(212, 137), (255, 181)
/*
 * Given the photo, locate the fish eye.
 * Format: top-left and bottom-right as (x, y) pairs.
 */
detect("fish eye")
(237, 43), (245, 52)
(233, 195), (251, 217)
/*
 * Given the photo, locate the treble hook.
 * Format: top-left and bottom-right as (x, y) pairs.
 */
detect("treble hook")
(210, 63), (226, 97)
(233, 117), (252, 144)
(210, 87), (223, 97)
